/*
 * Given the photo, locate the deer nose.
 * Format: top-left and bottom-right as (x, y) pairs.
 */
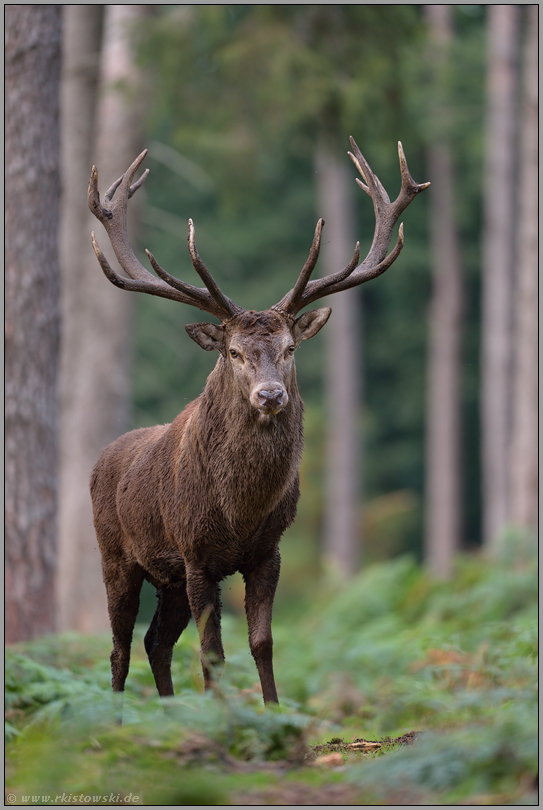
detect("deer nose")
(255, 386), (288, 413)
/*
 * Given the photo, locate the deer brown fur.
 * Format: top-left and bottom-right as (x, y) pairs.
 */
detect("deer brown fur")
(88, 139), (429, 704)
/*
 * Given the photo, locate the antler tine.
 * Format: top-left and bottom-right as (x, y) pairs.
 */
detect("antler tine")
(275, 219), (324, 314)
(146, 247), (238, 317)
(299, 226), (405, 309)
(348, 137), (390, 207)
(397, 140), (431, 201)
(273, 139), (430, 315)
(90, 231), (227, 314)
(88, 150), (162, 286)
(187, 220), (239, 318)
(290, 240), (362, 309)
(88, 152), (241, 320)
(104, 167), (149, 205)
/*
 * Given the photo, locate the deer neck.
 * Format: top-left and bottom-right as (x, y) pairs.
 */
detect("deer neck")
(189, 357), (304, 532)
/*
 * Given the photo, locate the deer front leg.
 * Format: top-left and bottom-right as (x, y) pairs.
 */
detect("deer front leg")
(242, 548), (281, 704)
(185, 566), (225, 691)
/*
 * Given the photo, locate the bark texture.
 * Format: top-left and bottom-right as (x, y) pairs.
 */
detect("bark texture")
(423, 5), (463, 578)
(5, 5), (62, 642)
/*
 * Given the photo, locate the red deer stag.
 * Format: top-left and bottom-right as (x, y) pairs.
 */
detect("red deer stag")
(88, 138), (429, 704)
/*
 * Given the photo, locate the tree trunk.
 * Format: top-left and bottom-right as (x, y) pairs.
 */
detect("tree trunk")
(58, 8), (103, 404)
(57, 5), (148, 632)
(480, 4), (519, 552)
(316, 137), (361, 578)
(423, 5), (463, 578)
(509, 5), (538, 532)
(5, 5), (62, 642)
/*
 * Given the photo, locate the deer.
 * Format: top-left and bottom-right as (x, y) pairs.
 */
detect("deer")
(87, 137), (429, 705)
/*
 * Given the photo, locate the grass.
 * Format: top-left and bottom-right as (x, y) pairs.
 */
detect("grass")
(5, 532), (538, 805)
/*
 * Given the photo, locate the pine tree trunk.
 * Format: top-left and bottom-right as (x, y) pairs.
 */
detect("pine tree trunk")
(316, 137), (361, 578)
(57, 6), (148, 632)
(423, 5), (463, 578)
(480, 4), (519, 551)
(509, 5), (538, 532)
(5, 5), (62, 642)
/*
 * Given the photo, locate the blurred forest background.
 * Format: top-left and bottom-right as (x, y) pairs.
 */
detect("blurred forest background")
(5, 4), (537, 638)
(4, 5), (538, 805)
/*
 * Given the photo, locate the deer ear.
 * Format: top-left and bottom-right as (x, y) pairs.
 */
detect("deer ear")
(185, 322), (225, 352)
(293, 307), (332, 343)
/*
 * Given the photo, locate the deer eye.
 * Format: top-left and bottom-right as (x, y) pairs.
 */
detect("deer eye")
(230, 349), (238, 358)
(287, 345), (296, 355)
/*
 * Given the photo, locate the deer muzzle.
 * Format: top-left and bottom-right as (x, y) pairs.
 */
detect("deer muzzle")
(251, 385), (288, 415)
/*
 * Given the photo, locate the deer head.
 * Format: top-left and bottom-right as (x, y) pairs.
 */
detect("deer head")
(88, 140), (429, 415)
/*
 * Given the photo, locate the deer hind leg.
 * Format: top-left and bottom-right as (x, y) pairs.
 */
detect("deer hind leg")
(144, 584), (191, 697)
(185, 566), (225, 691)
(242, 547), (281, 704)
(103, 561), (145, 693)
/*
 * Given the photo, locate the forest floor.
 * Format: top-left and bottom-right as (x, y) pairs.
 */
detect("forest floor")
(5, 537), (538, 806)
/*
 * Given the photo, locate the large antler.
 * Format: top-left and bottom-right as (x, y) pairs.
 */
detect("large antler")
(88, 150), (241, 321)
(275, 138), (430, 315)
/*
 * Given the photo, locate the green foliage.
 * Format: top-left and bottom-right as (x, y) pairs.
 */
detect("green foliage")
(5, 651), (111, 737)
(6, 541), (537, 805)
(348, 718), (538, 803)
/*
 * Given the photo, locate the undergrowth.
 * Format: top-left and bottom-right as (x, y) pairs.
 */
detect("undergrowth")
(5, 534), (538, 805)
